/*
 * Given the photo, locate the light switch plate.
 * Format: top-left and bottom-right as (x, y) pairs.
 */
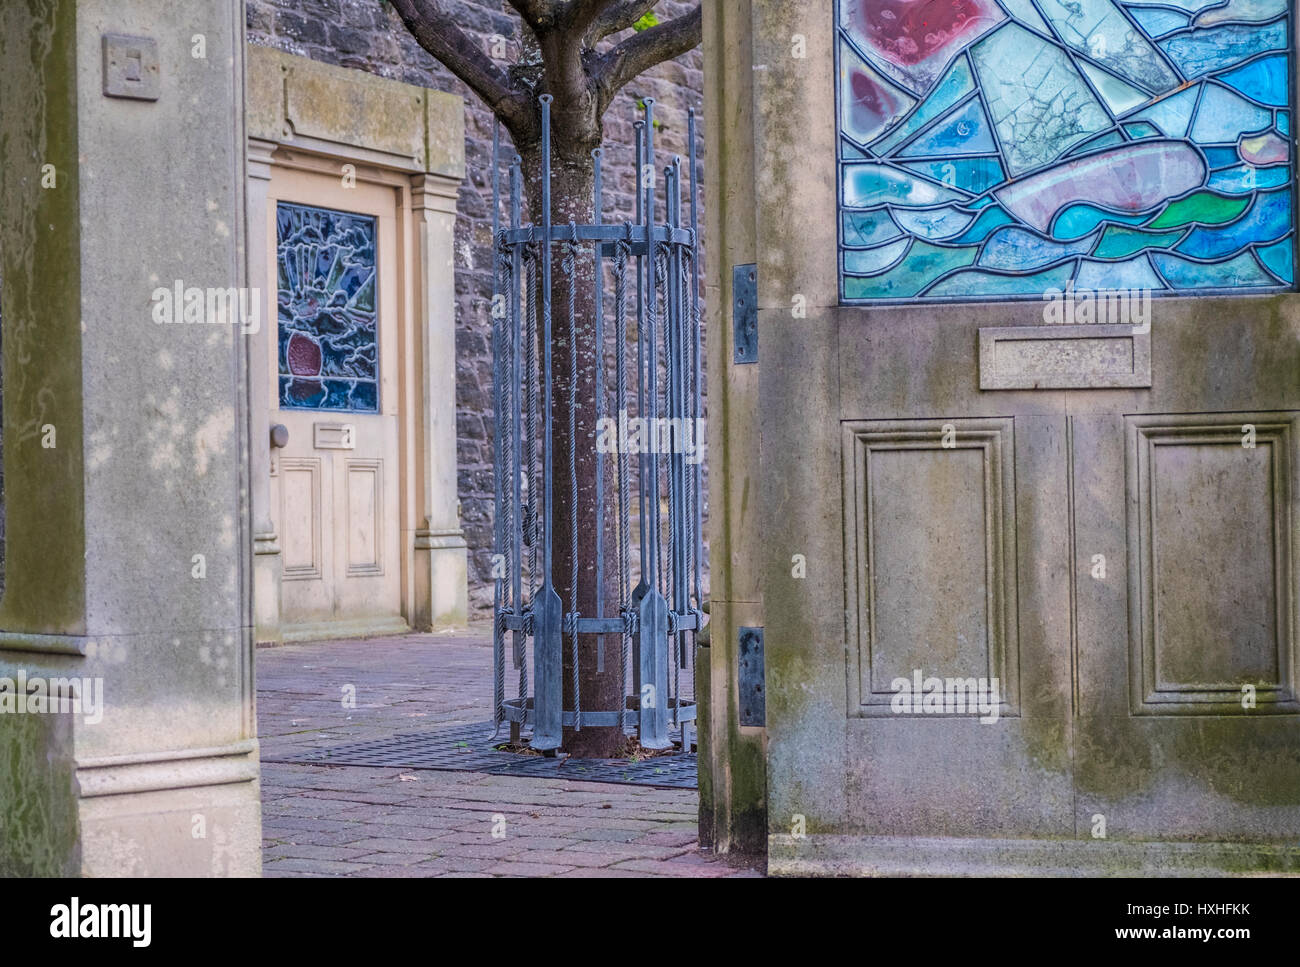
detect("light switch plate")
(102, 33), (160, 101)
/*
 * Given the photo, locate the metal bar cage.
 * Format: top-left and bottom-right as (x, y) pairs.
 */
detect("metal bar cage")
(490, 96), (705, 753)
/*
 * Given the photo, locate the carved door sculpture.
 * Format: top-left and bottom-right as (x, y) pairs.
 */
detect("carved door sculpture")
(267, 169), (405, 638)
(759, 0), (1300, 873)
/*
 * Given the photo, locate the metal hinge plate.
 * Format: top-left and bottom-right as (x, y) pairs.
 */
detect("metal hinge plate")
(738, 626), (765, 727)
(732, 264), (757, 364)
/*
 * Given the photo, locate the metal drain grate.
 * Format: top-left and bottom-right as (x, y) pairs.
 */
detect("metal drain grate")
(268, 721), (698, 789)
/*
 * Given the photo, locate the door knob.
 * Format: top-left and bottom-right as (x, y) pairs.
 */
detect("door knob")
(270, 423), (289, 448)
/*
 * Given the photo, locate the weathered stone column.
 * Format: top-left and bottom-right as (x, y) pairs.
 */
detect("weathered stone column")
(246, 137), (282, 646)
(411, 174), (469, 630)
(0, 0), (259, 876)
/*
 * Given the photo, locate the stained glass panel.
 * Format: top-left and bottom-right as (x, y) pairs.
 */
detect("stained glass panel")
(836, 0), (1296, 301)
(277, 202), (379, 411)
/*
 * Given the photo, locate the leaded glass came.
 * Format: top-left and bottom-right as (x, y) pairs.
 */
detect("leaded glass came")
(277, 202), (379, 411)
(836, 0), (1296, 301)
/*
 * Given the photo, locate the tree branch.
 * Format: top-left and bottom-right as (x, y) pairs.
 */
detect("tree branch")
(389, 0), (536, 139)
(505, 0), (560, 29)
(586, 0), (659, 43)
(593, 4), (701, 112)
(561, 0), (623, 37)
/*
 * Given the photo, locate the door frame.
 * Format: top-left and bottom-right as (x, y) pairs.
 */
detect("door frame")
(244, 46), (468, 644)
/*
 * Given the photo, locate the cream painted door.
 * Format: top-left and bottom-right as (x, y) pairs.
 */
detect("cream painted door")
(267, 169), (405, 637)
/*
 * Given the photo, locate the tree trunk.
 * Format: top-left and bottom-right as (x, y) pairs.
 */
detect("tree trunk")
(518, 144), (624, 758)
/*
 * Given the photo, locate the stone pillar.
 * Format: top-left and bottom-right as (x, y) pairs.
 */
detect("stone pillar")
(411, 174), (469, 630)
(0, 0), (260, 876)
(698, 0), (768, 856)
(247, 137), (282, 646)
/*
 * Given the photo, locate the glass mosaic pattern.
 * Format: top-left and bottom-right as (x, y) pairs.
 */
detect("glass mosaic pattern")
(277, 202), (379, 411)
(836, 0), (1296, 301)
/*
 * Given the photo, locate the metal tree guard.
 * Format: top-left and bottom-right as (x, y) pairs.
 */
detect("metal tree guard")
(490, 95), (704, 753)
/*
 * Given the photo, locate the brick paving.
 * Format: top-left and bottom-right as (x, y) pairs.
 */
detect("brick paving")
(257, 627), (760, 878)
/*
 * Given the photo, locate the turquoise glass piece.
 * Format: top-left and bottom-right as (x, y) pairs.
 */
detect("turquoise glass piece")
(901, 157), (1006, 193)
(949, 205), (1017, 243)
(1122, 121), (1162, 139)
(1052, 203), (1150, 240)
(842, 241), (978, 299)
(1256, 235), (1295, 281)
(922, 262), (1076, 296)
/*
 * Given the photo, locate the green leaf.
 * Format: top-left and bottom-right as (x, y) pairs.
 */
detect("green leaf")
(633, 11), (660, 31)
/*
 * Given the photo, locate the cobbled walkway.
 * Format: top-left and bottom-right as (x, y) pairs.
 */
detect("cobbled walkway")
(257, 628), (760, 877)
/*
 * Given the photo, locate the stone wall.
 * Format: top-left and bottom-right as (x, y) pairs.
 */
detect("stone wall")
(245, 0), (706, 616)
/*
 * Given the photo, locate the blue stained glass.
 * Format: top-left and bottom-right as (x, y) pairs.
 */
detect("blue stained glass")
(897, 98), (997, 157)
(1189, 84), (1274, 142)
(1158, 20), (1288, 78)
(1068, 131), (1127, 156)
(870, 55), (976, 154)
(923, 262), (1077, 297)
(1203, 146), (1244, 168)
(1125, 5), (1191, 37)
(901, 157), (1006, 193)
(277, 202), (379, 412)
(1128, 87), (1199, 137)
(1208, 163), (1293, 193)
(1215, 53), (1288, 106)
(1176, 187), (1291, 257)
(893, 206), (978, 240)
(837, 0), (1294, 301)
(842, 209), (902, 246)
(979, 227), (1099, 270)
(843, 163), (967, 207)
(1076, 253), (1167, 289)
(844, 238), (910, 275)
(1151, 249), (1277, 286)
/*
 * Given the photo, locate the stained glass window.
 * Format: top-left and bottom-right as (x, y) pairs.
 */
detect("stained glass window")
(277, 202), (379, 411)
(836, 0), (1296, 301)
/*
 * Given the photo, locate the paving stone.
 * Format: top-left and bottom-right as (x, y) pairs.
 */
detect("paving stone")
(257, 630), (754, 880)
(484, 860), (577, 877)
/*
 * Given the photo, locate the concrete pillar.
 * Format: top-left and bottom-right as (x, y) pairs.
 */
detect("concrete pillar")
(0, 0), (259, 876)
(698, 0), (768, 856)
(246, 137), (282, 646)
(411, 174), (469, 630)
